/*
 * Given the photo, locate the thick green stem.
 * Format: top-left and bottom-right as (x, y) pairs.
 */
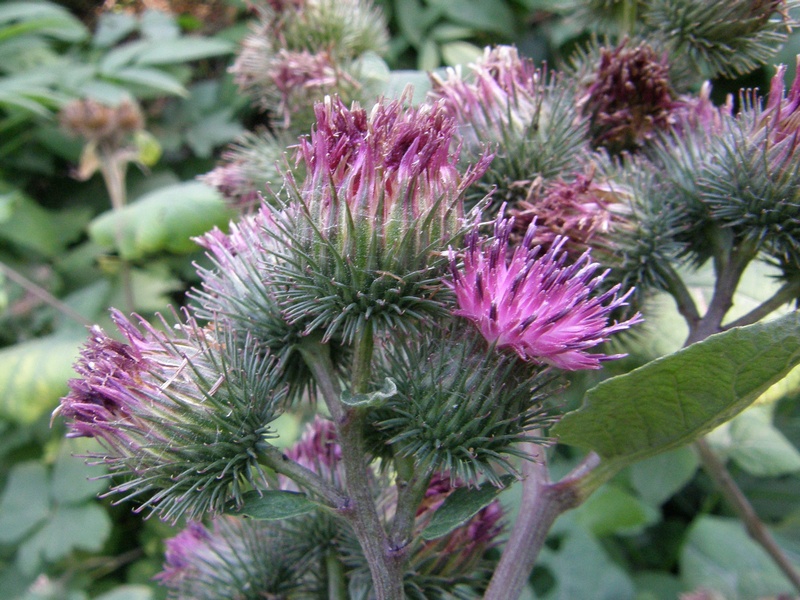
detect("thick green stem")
(326, 549), (348, 600)
(299, 334), (406, 599)
(258, 444), (347, 508)
(389, 455), (431, 551)
(484, 441), (584, 600)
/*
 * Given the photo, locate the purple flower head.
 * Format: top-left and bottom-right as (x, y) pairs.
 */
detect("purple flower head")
(200, 162), (261, 210)
(757, 58), (800, 147)
(157, 516), (303, 599)
(272, 94), (492, 344)
(431, 45), (545, 141)
(279, 416), (343, 492)
(297, 94), (490, 261)
(55, 309), (286, 521)
(157, 521), (211, 586)
(449, 214), (643, 370)
(673, 81), (733, 136)
(430, 45), (588, 206)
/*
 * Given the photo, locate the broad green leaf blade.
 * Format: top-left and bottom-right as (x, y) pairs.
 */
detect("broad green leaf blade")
(134, 38), (233, 66)
(421, 476), (513, 540)
(553, 312), (800, 463)
(680, 516), (799, 599)
(227, 490), (318, 520)
(0, 335), (83, 424)
(50, 439), (108, 505)
(0, 462), (49, 544)
(88, 181), (235, 260)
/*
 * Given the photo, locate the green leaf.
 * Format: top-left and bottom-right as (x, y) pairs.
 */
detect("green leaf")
(713, 404), (800, 477)
(94, 586), (155, 600)
(50, 439), (108, 505)
(134, 38), (233, 66)
(680, 516), (799, 599)
(103, 67), (187, 97)
(341, 377), (397, 408)
(538, 522), (635, 600)
(629, 446), (699, 506)
(440, 41), (484, 67)
(0, 335), (83, 424)
(0, 462), (49, 544)
(93, 11), (138, 48)
(553, 312), (800, 465)
(87, 181), (235, 260)
(227, 490), (318, 520)
(427, 0), (515, 35)
(0, 3), (88, 43)
(421, 475), (514, 540)
(139, 9), (180, 41)
(17, 503), (111, 574)
(383, 70), (432, 104)
(573, 484), (659, 537)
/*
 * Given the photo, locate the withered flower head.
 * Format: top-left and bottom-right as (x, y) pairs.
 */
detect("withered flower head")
(581, 41), (677, 154)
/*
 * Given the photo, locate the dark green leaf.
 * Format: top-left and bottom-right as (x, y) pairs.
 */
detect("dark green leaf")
(553, 312), (800, 464)
(421, 475), (514, 540)
(629, 446), (699, 506)
(134, 38), (233, 66)
(0, 462), (49, 544)
(680, 516), (799, 598)
(341, 377), (397, 408)
(227, 490), (318, 520)
(88, 181), (235, 260)
(0, 335), (83, 424)
(427, 0), (515, 35)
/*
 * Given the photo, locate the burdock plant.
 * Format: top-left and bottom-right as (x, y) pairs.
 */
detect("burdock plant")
(55, 0), (800, 598)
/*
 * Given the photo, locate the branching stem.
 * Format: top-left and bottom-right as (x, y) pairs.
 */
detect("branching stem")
(299, 331), (406, 599)
(723, 279), (800, 330)
(485, 439), (588, 600)
(695, 438), (800, 591)
(0, 261), (92, 327)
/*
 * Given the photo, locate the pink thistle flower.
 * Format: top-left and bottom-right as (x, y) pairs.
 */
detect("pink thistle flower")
(449, 214), (643, 370)
(54, 309), (285, 521)
(278, 416), (344, 492)
(294, 93), (490, 271)
(429, 45), (587, 204)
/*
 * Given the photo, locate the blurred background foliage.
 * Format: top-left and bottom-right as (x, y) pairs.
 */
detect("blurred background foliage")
(0, 1), (799, 599)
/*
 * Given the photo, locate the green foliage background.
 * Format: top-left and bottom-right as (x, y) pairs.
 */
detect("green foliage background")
(1, 1), (799, 599)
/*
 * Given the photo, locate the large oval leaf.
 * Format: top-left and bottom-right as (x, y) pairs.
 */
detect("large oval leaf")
(88, 181), (235, 260)
(0, 334), (82, 424)
(553, 312), (800, 464)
